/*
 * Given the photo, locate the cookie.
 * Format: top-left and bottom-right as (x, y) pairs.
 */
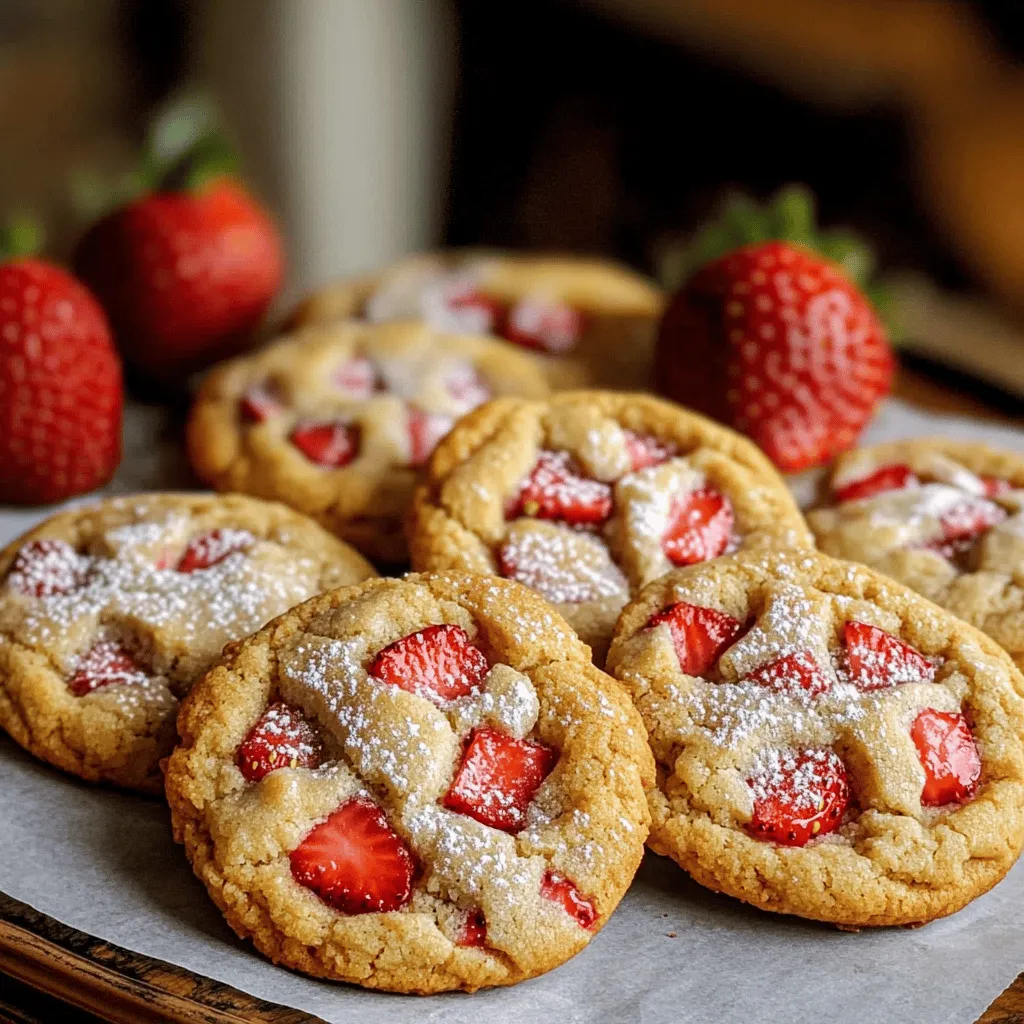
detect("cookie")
(808, 439), (1024, 671)
(0, 494), (375, 792)
(606, 546), (1024, 927)
(187, 319), (550, 563)
(286, 250), (666, 391)
(164, 572), (653, 993)
(407, 391), (811, 662)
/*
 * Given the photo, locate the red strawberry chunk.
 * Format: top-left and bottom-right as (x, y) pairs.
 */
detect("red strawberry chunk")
(981, 476), (1013, 498)
(926, 499), (1007, 559)
(444, 727), (556, 832)
(68, 641), (147, 697)
(662, 486), (734, 566)
(623, 430), (674, 472)
(445, 363), (492, 411)
(911, 709), (981, 807)
(290, 421), (359, 468)
(509, 450), (613, 525)
(540, 870), (597, 930)
(238, 702), (322, 782)
(239, 383), (282, 423)
(745, 749), (849, 846)
(369, 624), (489, 704)
(834, 464), (918, 503)
(334, 356), (379, 398)
(647, 602), (744, 675)
(407, 406), (454, 468)
(177, 528), (254, 573)
(844, 621), (936, 691)
(7, 539), (87, 598)
(743, 651), (831, 697)
(456, 908), (488, 947)
(501, 298), (583, 354)
(290, 797), (415, 914)
(443, 286), (501, 334)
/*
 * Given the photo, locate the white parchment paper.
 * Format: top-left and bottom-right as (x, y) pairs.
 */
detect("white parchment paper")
(1, 398), (1023, 1024)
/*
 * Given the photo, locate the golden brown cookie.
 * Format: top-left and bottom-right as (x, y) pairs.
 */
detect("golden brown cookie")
(606, 546), (1024, 927)
(808, 438), (1024, 671)
(0, 493), (375, 792)
(187, 319), (550, 563)
(407, 391), (811, 662)
(286, 249), (666, 391)
(164, 572), (653, 993)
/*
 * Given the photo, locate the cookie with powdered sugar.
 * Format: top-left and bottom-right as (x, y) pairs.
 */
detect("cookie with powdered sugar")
(607, 547), (1024, 927)
(164, 572), (653, 993)
(0, 493), (375, 792)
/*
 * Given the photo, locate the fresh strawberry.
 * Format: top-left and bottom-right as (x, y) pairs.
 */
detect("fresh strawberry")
(75, 178), (283, 379)
(656, 241), (894, 472)
(623, 430), (674, 472)
(647, 602), (744, 675)
(926, 499), (1007, 559)
(911, 709), (981, 806)
(177, 528), (254, 573)
(334, 356), (378, 399)
(0, 259), (122, 503)
(239, 383), (282, 423)
(443, 727), (557, 833)
(501, 297), (583, 354)
(407, 406), (454, 468)
(981, 476), (1013, 498)
(540, 870), (597, 930)
(289, 796), (415, 914)
(843, 621), (936, 691)
(7, 540), (87, 598)
(746, 749), (849, 846)
(369, 624), (489, 703)
(68, 641), (147, 697)
(237, 702), (322, 782)
(743, 651), (831, 697)
(441, 285), (501, 334)
(290, 421), (359, 468)
(662, 487), (734, 566)
(834, 464), (918, 503)
(457, 909), (488, 947)
(509, 450), (613, 526)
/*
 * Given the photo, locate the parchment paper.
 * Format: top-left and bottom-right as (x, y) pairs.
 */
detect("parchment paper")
(1, 398), (1023, 1024)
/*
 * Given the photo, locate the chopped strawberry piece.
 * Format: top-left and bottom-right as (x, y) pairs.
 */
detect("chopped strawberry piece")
(239, 383), (282, 423)
(540, 870), (597, 929)
(746, 749), (849, 846)
(925, 499), (1007, 559)
(911, 709), (981, 807)
(509, 450), (613, 526)
(407, 406), (454, 468)
(456, 909), (488, 947)
(501, 298), (583, 354)
(369, 623), (489, 703)
(623, 430), (674, 472)
(68, 641), (147, 696)
(176, 528), (254, 573)
(7, 539), (87, 598)
(238, 702), (322, 782)
(445, 363), (492, 411)
(647, 602), (744, 675)
(844, 621), (936, 691)
(443, 286), (502, 334)
(443, 727), (557, 833)
(981, 476), (1013, 498)
(834, 464), (918, 503)
(290, 421), (359, 468)
(334, 356), (378, 398)
(289, 796), (415, 914)
(662, 486), (734, 566)
(743, 651), (831, 697)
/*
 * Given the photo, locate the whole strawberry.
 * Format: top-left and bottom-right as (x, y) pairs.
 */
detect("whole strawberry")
(0, 251), (123, 503)
(75, 176), (283, 379)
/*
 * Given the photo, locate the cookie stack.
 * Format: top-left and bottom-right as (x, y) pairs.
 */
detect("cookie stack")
(2, 249), (1023, 995)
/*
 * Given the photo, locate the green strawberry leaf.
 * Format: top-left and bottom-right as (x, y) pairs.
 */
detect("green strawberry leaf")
(0, 214), (45, 261)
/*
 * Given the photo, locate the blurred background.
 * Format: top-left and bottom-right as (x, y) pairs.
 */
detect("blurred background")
(3, 0), (1024, 402)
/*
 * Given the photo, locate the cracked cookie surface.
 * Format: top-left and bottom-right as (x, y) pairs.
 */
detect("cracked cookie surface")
(0, 493), (375, 792)
(164, 572), (653, 993)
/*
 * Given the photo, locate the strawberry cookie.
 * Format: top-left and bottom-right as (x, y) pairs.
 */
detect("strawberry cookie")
(164, 572), (653, 993)
(0, 494), (375, 792)
(407, 391), (811, 661)
(607, 547), (1024, 926)
(187, 319), (549, 563)
(808, 440), (1024, 671)
(286, 250), (665, 391)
